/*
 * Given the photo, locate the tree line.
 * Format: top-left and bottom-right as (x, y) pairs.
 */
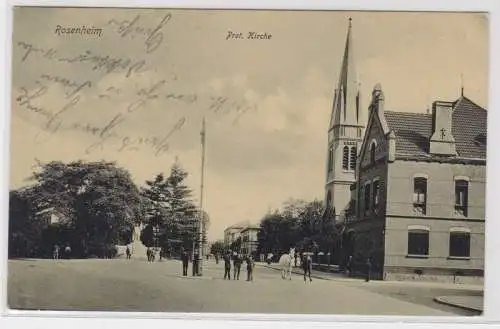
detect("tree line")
(256, 199), (340, 261)
(208, 199), (341, 262)
(8, 159), (207, 259)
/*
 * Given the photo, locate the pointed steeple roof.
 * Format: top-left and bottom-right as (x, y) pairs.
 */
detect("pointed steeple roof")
(330, 18), (360, 129)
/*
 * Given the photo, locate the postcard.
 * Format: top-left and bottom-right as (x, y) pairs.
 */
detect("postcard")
(7, 7), (488, 316)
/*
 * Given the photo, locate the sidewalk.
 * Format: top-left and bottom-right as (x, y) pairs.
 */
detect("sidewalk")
(434, 295), (483, 313)
(259, 262), (356, 282)
(260, 263), (483, 314)
(259, 263), (483, 291)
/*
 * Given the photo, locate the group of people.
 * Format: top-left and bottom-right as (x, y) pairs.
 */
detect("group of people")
(222, 252), (255, 281)
(180, 249), (201, 276)
(53, 244), (72, 259)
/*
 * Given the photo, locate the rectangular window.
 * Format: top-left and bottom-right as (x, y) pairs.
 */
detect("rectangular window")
(449, 232), (471, 258)
(407, 230), (429, 256)
(364, 184), (371, 214)
(455, 180), (469, 217)
(413, 177), (427, 215)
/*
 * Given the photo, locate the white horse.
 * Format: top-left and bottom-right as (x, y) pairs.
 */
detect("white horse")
(279, 248), (295, 280)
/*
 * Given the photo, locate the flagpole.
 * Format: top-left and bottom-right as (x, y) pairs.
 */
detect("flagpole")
(198, 117), (206, 275)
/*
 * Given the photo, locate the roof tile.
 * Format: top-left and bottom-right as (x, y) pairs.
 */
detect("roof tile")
(384, 97), (487, 159)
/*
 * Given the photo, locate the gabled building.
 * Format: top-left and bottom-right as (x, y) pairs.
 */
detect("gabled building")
(345, 84), (486, 283)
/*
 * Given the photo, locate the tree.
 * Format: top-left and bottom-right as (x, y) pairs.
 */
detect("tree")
(141, 161), (198, 253)
(17, 160), (144, 258)
(230, 236), (242, 252)
(8, 188), (49, 258)
(256, 198), (339, 257)
(210, 240), (225, 255)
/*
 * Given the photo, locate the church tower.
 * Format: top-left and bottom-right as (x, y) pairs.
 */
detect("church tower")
(325, 18), (365, 223)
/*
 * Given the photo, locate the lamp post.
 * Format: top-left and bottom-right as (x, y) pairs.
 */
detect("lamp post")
(197, 117), (207, 276)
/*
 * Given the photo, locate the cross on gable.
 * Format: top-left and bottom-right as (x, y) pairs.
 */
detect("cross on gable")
(440, 128), (446, 139)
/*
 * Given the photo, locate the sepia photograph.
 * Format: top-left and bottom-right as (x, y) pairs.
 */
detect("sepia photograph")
(6, 7), (488, 317)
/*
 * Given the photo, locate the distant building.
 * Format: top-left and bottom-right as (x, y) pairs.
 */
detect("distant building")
(240, 225), (260, 256)
(223, 224), (245, 247)
(35, 207), (65, 225)
(344, 84), (486, 283)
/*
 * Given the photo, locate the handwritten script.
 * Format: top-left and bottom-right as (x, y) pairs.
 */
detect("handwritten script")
(14, 12), (257, 157)
(107, 13), (172, 54)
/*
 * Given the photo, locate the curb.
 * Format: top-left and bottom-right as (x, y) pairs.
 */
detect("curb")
(433, 296), (483, 313)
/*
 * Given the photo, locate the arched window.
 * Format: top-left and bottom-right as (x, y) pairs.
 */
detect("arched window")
(326, 191), (332, 209)
(350, 146), (357, 170)
(327, 146), (334, 172)
(370, 142), (376, 164)
(342, 146), (349, 170)
(372, 179), (380, 208)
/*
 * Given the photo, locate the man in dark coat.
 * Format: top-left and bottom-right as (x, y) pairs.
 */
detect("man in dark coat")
(233, 253), (242, 280)
(223, 252), (231, 280)
(192, 251), (199, 276)
(303, 254), (312, 283)
(181, 249), (189, 276)
(246, 255), (255, 281)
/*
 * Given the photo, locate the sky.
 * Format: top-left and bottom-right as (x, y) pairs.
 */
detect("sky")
(9, 8), (488, 240)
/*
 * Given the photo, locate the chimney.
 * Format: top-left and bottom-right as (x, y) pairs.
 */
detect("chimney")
(388, 130), (396, 162)
(429, 101), (457, 156)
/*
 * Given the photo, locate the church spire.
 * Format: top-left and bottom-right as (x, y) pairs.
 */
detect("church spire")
(330, 17), (360, 129)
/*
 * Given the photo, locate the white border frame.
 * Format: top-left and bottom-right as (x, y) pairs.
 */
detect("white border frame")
(1, 1), (499, 329)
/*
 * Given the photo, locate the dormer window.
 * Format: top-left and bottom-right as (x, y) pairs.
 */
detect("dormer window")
(474, 133), (487, 146)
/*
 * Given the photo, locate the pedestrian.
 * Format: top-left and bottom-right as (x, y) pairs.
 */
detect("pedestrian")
(246, 255), (255, 281)
(303, 254), (312, 283)
(126, 246), (131, 259)
(192, 251), (199, 276)
(181, 249), (189, 276)
(53, 244), (60, 260)
(365, 258), (372, 282)
(346, 255), (353, 277)
(223, 252), (231, 280)
(215, 254), (219, 264)
(294, 252), (298, 267)
(233, 253), (242, 280)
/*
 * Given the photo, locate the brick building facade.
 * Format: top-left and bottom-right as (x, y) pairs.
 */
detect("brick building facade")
(343, 84), (486, 283)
